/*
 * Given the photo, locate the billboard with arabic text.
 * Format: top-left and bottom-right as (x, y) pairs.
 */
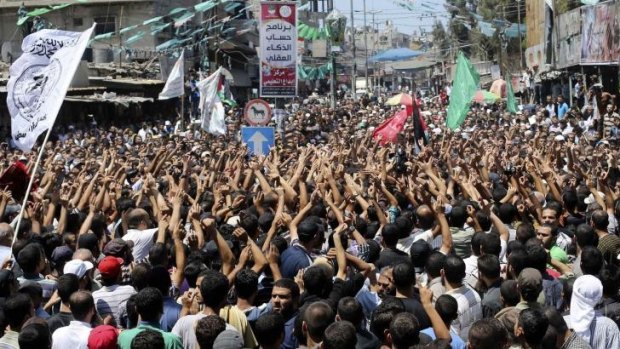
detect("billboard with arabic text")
(259, 1), (298, 97)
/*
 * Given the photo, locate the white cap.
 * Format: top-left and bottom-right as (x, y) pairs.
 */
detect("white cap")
(165, 120), (172, 126)
(554, 135), (565, 141)
(63, 259), (94, 279)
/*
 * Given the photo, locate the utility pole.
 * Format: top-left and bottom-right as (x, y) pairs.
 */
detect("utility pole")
(363, 0), (368, 92)
(350, 0), (356, 100)
(517, 0), (524, 69)
(368, 10), (381, 92)
(118, 6), (124, 68)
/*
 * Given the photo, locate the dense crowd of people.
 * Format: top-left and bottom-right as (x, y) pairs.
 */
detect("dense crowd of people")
(0, 86), (619, 349)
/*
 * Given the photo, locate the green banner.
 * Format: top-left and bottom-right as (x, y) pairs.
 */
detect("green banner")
(446, 52), (480, 130)
(505, 76), (518, 114)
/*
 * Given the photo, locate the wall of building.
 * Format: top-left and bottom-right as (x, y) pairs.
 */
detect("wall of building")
(1, 0), (197, 63)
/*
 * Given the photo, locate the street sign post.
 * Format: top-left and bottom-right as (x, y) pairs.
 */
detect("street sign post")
(241, 127), (275, 156)
(244, 99), (272, 126)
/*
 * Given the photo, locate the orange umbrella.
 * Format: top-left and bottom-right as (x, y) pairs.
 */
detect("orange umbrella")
(385, 93), (413, 106)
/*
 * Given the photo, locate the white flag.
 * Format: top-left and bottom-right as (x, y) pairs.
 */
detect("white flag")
(198, 68), (226, 136)
(159, 50), (185, 100)
(7, 25), (95, 151)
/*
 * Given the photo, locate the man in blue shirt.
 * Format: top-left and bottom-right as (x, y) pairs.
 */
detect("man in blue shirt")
(270, 279), (300, 349)
(148, 266), (181, 332)
(557, 95), (569, 119)
(280, 218), (324, 279)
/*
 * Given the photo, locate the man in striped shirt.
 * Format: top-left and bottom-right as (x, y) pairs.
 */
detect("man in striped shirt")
(443, 255), (482, 341)
(92, 256), (136, 327)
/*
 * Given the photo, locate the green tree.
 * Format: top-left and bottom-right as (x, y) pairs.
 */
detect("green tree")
(431, 21), (452, 60)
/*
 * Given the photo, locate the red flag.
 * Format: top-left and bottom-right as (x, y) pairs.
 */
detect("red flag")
(0, 161), (32, 201)
(372, 110), (409, 145)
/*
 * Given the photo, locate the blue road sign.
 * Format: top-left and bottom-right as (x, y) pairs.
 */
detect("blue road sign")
(241, 127), (275, 156)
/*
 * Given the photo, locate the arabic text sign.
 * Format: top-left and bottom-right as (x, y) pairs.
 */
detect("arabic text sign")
(260, 1), (297, 97)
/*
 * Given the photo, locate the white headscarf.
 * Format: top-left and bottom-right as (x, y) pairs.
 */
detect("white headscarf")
(570, 275), (603, 343)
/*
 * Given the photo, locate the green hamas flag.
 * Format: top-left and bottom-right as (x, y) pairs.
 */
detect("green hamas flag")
(446, 52), (480, 130)
(505, 75), (518, 114)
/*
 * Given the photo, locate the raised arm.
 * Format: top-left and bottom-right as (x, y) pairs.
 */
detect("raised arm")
(434, 198), (452, 255)
(202, 218), (235, 275)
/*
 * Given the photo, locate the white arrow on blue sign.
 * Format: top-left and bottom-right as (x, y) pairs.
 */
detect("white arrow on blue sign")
(241, 127), (275, 156)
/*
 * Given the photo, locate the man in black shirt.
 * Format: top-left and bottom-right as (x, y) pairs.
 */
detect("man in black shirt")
(392, 262), (431, 329)
(336, 297), (380, 349)
(46, 274), (79, 334)
(376, 224), (410, 270)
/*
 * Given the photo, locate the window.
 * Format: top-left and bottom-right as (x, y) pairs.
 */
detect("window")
(73, 18), (83, 27)
(94, 16), (115, 35)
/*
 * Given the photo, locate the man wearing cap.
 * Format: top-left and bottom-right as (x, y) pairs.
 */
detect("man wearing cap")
(495, 268), (544, 338)
(70, 249), (101, 291)
(51, 291), (96, 349)
(102, 239), (134, 285)
(122, 209), (158, 263)
(92, 256), (137, 327)
(212, 330), (244, 349)
(87, 325), (119, 349)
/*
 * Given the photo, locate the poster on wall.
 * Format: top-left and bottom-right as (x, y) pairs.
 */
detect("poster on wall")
(557, 34), (581, 69)
(580, 2), (620, 65)
(259, 1), (298, 97)
(556, 8), (581, 68)
(525, 44), (544, 69)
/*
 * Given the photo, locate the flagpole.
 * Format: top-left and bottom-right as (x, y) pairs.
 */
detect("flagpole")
(11, 127), (54, 248)
(180, 94), (185, 131)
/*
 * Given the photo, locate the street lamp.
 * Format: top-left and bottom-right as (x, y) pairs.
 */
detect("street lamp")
(326, 9), (347, 109)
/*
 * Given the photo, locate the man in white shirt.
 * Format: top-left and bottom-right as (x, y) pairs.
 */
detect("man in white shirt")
(545, 95), (556, 117)
(122, 208), (158, 263)
(172, 270), (251, 349)
(52, 291), (95, 349)
(92, 256), (136, 326)
(443, 255), (482, 341)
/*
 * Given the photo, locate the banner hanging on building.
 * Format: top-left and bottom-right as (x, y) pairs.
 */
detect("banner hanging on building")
(259, 1), (297, 97)
(556, 8), (581, 68)
(7, 24), (95, 151)
(580, 2), (620, 65)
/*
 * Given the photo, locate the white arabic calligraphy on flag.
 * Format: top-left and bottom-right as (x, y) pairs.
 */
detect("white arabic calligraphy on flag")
(7, 25), (95, 151)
